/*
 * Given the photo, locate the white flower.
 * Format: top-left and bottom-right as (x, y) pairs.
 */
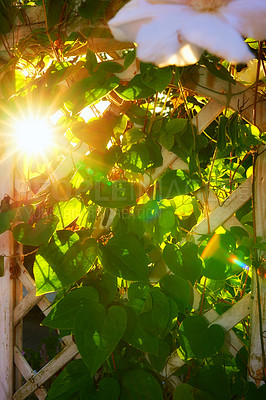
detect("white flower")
(108, 0), (266, 67)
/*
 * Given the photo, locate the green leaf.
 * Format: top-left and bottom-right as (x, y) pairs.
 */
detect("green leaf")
(86, 272), (117, 306)
(90, 180), (136, 208)
(160, 274), (191, 313)
(0, 209), (16, 234)
(159, 170), (201, 199)
(98, 61), (123, 73)
(173, 383), (212, 400)
(203, 257), (232, 280)
(163, 242), (202, 284)
(85, 49), (98, 74)
(54, 198), (82, 230)
(128, 282), (151, 301)
(119, 142), (150, 172)
(101, 234), (149, 281)
(42, 286), (99, 329)
(188, 366), (231, 400)
(46, 359), (93, 400)
(179, 316), (225, 359)
(202, 56), (235, 84)
(12, 215), (59, 246)
(123, 127), (144, 146)
(74, 304), (127, 376)
(124, 49), (136, 70)
(66, 75), (119, 113)
(95, 377), (120, 400)
(141, 64), (172, 92)
(34, 232), (98, 294)
(116, 74), (156, 100)
(120, 369), (163, 400)
(149, 340), (170, 372)
(139, 288), (171, 336)
(123, 299), (159, 355)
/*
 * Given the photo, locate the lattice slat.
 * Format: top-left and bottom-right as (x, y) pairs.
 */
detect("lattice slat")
(13, 341), (79, 400)
(14, 347), (47, 400)
(248, 146), (266, 383)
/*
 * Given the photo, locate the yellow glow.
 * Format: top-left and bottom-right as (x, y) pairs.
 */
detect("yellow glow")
(14, 116), (53, 156)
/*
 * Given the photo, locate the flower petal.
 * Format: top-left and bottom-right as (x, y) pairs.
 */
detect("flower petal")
(221, 0), (266, 40)
(108, 0), (152, 42)
(181, 12), (253, 63)
(136, 16), (203, 66)
(108, 0), (183, 42)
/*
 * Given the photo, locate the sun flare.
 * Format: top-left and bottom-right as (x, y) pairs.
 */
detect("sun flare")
(14, 116), (53, 156)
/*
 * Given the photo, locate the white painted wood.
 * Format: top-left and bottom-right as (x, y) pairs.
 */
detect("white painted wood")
(16, 259), (36, 293)
(13, 291), (45, 326)
(0, 153), (15, 399)
(209, 293), (251, 331)
(248, 146), (266, 384)
(14, 347), (47, 400)
(13, 341), (79, 400)
(195, 187), (250, 233)
(183, 67), (266, 132)
(190, 176), (252, 244)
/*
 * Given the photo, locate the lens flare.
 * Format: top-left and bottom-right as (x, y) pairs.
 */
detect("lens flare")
(14, 116), (53, 156)
(228, 255), (249, 271)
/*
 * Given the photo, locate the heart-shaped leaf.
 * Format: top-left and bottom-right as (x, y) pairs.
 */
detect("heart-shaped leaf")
(101, 234), (149, 281)
(120, 369), (163, 400)
(13, 215), (58, 246)
(74, 304), (127, 376)
(42, 286), (99, 329)
(163, 242), (202, 284)
(179, 316), (225, 359)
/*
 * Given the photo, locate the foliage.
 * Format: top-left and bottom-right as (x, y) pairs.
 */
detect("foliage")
(0, 1), (265, 399)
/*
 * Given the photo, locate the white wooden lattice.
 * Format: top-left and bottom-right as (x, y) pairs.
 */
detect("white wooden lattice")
(0, 58), (265, 399)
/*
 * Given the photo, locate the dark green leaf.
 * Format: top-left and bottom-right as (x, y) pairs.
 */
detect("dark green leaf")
(163, 242), (202, 284)
(139, 288), (171, 336)
(95, 377), (120, 400)
(46, 359), (93, 400)
(89, 180), (136, 208)
(74, 304), (127, 376)
(188, 366), (231, 400)
(159, 170), (201, 199)
(173, 383), (212, 400)
(160, 274), (191, 313)
(179, 316), (225, 359)
(149, 340), (170, 372)
(42, 286), (99, 329)
(12, 215), (59, 246)
(120, 369), (163, 400)
(141, 65), (172, 92)
(101, 234), (149, 281)
(123, 299), (159, 355)
(116, 74), (156, 101)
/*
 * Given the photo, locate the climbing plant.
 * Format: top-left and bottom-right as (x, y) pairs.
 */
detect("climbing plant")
(0, 1), (265, 399)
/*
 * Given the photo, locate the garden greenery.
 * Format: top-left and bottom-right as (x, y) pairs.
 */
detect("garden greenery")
(0, 1), (265, 399)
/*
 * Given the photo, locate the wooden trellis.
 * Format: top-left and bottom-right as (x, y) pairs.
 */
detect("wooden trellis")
(0, 8), (265, 397)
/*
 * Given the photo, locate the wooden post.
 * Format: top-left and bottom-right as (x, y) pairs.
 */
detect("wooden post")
(248, 146), (266, 385)
(0, 154), (15, 399)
